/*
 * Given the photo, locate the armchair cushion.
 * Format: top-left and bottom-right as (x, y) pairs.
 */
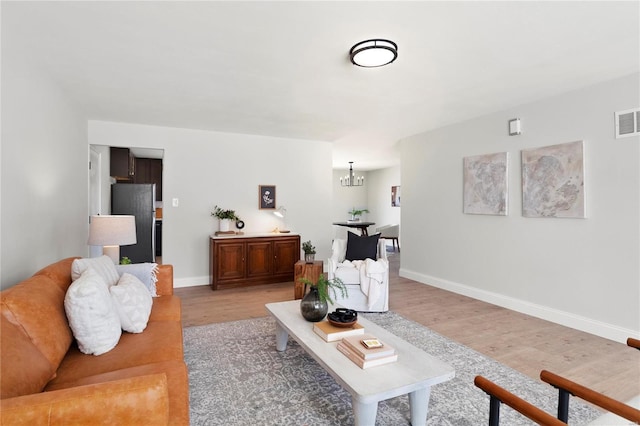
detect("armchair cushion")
(345, 232), (380, 261)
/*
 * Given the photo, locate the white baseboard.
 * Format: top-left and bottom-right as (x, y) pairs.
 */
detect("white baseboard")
(399, 268), (638, 344)
(174, 276), (209, 288)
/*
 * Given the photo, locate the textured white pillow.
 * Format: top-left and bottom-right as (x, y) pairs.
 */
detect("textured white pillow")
(331, 239), (347, 263)
(71, 255), (120, 287)
(64, 268), (122, 355)
(110, 273), (153, 333)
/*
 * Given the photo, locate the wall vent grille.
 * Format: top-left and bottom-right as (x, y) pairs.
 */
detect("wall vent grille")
(615, 108), (640, 138)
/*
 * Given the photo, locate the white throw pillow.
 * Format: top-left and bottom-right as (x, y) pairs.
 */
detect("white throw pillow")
(71, 255), (120, 287)
(115, 263), (158, 296)
(110, 273), (153, 333)
(64, 268), (122, 355)
(331, 239), (347, 263)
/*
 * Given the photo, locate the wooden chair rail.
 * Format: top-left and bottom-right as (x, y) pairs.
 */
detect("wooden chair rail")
(540, 370), (640, 424)
(628, 337), (640, 350)
(474, 375), (567, 426)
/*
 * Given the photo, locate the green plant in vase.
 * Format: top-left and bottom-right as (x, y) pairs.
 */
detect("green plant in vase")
(211, 205), (240, 232)
(211, 205), (240, 221)
(348, 207), (369, 221)
(298, 275), (348, 322)
(302, 240), (316, 263)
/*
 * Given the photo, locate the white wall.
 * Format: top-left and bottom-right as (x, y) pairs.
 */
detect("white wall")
(400, 73), (640, 342)
(1, 56), (88, 289)
(89, 121), (334, 286)
(91, 144), (112, 214)
(367, 166), (401, 236)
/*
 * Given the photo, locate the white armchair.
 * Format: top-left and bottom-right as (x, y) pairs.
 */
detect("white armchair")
(327, 237), (389, 312)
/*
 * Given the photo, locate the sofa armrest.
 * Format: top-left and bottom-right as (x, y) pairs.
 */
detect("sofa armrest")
(0, 374), (170, 425)
(156, 264), (174, 296)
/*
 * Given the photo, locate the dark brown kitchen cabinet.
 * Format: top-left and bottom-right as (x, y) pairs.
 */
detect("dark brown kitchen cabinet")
(210, 234), (300, 290)
(134, 158), (163, 201)
(110, 147), (135, 180)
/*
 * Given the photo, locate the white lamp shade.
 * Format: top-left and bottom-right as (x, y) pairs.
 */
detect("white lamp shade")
(88, 215), (137, 246)
(274, 206), (287, 218)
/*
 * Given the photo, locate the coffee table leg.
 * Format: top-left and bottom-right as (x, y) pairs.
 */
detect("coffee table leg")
(274, 321), (288, 352)
(352, 398), (378, 426)
(409, 387), (430, 426)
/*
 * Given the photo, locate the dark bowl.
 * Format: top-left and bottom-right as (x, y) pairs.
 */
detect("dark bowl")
(328, 318), (358, 328)
(327, 308), (358, 327)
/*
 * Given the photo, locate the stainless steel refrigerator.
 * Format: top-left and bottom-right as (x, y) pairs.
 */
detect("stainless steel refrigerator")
(111, 183), (156, 263)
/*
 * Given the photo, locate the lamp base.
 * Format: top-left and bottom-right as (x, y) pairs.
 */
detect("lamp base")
(103, 245), (121, 264)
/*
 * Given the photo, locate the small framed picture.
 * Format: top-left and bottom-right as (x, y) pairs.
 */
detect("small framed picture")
(391, 186), (401, 207)
(259, 185), (276, 209)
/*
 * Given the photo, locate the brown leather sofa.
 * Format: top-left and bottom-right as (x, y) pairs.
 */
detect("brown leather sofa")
(0, 258), (189, 425)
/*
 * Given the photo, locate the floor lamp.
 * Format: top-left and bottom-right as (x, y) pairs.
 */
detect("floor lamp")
(88, 215), (137, 264)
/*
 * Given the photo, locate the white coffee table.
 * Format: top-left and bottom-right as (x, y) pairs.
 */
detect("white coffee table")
(265, 300), (455, 426)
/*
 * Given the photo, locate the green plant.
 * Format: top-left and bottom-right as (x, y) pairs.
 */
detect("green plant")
(120, 256), (132, 265)
(299, 275), (347, 305)
(302, 240), (316, 254)
(211, 205), (239, 221)
(348, 207), (370, 217)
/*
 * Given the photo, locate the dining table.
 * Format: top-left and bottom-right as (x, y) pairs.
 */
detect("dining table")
(332, 221), (376, 236)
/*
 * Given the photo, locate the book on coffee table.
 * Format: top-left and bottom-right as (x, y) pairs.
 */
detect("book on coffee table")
(337, 340), (398, 369)
(341, 334), (396, 360)
(313, 320), (364, 342)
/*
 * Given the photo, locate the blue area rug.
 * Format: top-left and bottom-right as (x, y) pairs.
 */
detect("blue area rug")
(184, 311), (601, 425)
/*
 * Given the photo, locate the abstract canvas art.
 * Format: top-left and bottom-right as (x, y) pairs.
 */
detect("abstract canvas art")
(391, 186), (401, 207)
(521, 140), (585, 218)
(463, 152), (508, 215)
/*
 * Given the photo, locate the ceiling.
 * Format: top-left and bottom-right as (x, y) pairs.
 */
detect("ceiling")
(3, 1), (638, 170)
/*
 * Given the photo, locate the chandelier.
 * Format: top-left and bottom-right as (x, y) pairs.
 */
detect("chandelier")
(340, 162), (364, 187)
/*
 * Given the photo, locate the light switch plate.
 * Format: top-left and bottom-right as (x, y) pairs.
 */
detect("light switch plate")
(509, 118), (521, 136)
(172, 198), (179, 207)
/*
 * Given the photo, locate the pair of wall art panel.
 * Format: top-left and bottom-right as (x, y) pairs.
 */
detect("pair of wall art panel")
(463, 141), (585, 218)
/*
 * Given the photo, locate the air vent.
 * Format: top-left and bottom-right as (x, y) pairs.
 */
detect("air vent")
(615, 108), (640, 138)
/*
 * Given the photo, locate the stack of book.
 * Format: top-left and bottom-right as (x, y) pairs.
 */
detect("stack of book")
(313, 320), (364, 342)
(214, 231), (244, 236)
(337, 334), (398, 369)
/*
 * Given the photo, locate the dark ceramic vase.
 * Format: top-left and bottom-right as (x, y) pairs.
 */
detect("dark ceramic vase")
(300, 286), (328, 322)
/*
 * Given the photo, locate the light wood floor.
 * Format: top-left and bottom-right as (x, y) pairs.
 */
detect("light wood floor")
(175, 251), (640, 408)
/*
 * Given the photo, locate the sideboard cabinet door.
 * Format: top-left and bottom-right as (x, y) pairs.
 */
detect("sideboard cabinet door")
(273, 239), (298, 276)
(247, 241), (273, 278)
(215, 242), (245, 283)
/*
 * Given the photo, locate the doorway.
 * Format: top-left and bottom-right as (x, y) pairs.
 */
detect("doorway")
(89, 145), (164, 263)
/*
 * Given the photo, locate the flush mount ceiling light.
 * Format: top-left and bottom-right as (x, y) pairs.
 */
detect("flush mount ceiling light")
(349, 39), (398, 68)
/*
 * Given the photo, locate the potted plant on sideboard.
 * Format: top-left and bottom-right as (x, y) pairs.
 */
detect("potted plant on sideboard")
(302, 240), (316, 263)
(211, 205), (240, 232)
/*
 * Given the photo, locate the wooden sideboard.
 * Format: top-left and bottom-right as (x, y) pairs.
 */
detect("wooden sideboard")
(209, 233), (301, 290)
